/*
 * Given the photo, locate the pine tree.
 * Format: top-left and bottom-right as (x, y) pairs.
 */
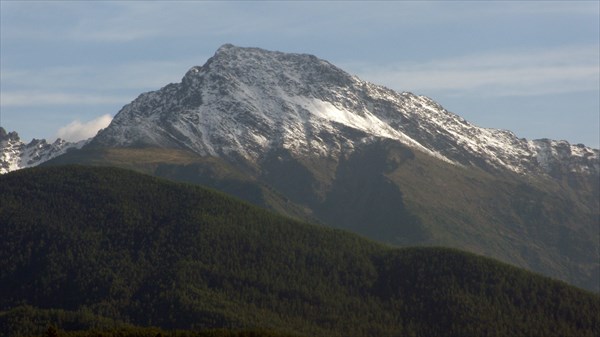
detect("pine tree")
(45, 325), (59, 337)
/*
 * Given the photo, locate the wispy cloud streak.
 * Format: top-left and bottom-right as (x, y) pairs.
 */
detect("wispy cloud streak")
(346, 46), (600, 97)
(1, 92), (131, 107)
(0, 59), (203, 108)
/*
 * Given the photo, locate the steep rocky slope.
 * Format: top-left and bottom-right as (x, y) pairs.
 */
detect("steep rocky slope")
(90, 44), (598, 179)
(0, 127), (86, 174)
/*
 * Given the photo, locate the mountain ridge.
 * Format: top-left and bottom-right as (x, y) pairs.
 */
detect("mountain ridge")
(89, 44), (598, 178)
(2, 45), (597, 176)
(0, 127), (87, 174)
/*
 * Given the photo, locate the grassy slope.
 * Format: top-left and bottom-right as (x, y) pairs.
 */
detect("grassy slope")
(44, 147), (313, 222)
(1, 166), (598, 337)
(382, 143), (599, 291)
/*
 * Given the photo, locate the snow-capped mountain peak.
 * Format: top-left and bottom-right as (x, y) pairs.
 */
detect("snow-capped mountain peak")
(92, 45), (453, 161)
(0, 127), (88, 174)
(6, 45), (595, 179)
(90, 44), (598, 178)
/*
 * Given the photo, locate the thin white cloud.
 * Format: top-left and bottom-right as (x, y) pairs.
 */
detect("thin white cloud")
(3, 1), (596, 45)
(1, 59), (201, 92)
(62, 2), (600, 42)
(1, 92), (131, 107)
(56, 114), (113, 142)
(490, 1), (599, 16)
(0, 59), (201, 111)
(0, 2), (162, 42)
(345, 45), (600, 97)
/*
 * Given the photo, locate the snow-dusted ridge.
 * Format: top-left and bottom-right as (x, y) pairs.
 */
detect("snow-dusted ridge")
(0, 128), (88, 174)
(90, 44), (598, 177)
(7, 44), (597, 178)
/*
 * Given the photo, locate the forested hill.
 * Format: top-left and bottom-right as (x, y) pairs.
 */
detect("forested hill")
(1, 166), (598, 337)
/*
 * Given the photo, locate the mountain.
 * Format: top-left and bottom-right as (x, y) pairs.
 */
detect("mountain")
(89, 44), (598, 178)
(0, 127), (87, 174)
(1, 166), (598, 337)
(42, 44), (599, 292)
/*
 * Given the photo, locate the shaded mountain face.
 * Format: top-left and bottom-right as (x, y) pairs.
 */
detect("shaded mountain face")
(46, 45), (599, 291)
(0, 127), (87, 174)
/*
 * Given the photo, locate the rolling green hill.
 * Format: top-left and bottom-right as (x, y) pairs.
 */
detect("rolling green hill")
(1, 166), (598, 336)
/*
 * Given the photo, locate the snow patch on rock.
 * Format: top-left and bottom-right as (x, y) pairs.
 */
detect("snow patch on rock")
(86, 44), (599, 177)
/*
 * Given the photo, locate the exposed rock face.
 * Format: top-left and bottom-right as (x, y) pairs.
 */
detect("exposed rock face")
(90, 44), (598, 179)
(0, 127), (87, 174)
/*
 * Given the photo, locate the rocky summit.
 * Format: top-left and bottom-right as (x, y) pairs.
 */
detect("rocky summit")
(90, 44), (598, 179)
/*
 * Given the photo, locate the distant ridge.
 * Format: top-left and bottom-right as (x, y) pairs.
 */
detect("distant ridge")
(0, 127), (87, 174)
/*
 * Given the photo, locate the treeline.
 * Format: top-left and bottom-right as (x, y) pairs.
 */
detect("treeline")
(23, 323), (300, 337)
(1, 166), (598, 337)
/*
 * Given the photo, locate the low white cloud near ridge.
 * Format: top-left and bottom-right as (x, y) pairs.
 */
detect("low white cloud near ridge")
(56, 114), (112, 142)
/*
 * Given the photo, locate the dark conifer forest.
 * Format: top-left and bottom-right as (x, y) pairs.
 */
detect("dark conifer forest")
(1, 166), (598, 337)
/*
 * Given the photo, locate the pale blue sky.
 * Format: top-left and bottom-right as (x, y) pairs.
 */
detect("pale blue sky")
(1, 1), (599, 147)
